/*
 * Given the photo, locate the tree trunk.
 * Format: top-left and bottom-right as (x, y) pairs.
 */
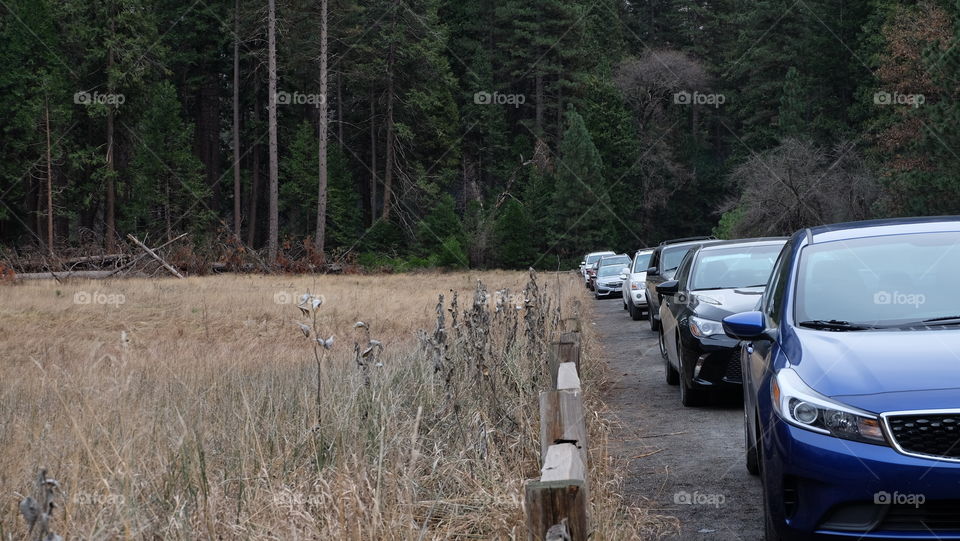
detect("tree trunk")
(105, 40), (116, 253)
(232, 0), (242, 237)
(247, 79), (262, 247)
(45, 96), (54, 255)
(535, 72), (544, 137)
(267, 0), (280, 262)
(337, 70), (344, 144)
(315, 0), (328, 255)
(369, 92), (378, 225)
(381, 0), (399, 221)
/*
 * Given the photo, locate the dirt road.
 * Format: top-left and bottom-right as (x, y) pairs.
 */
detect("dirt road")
(593, 296), (764, 540)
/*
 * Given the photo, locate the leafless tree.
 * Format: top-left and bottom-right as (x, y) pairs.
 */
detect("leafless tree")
(720, 138), (880, 237)
(267, 0), (279, 262)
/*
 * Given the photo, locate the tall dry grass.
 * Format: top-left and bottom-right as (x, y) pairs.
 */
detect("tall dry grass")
(0, 271), (672, 539)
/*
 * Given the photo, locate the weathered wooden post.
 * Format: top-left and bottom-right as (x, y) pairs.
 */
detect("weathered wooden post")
(525, 444), (588, 541)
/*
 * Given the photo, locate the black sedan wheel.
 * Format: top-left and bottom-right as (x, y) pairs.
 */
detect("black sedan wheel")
(661, 329), (679, 385)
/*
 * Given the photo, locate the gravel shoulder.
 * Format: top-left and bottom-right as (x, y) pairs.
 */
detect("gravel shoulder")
(592, 295), (764, 540)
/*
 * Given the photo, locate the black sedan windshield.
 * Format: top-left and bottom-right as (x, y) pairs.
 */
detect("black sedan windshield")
(795, 231), (960, 327)
(690, 244), (783, 290)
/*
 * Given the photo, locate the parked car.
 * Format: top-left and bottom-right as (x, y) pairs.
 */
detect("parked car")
(588, 254), (631, 292)
(622, 249), (653, 320)
(644, 237), (717, 331)
(594, 264), (626, 299)
(580, 251), (615, 288)
(655, 238), (786, 406)
(722, 217), (960, 540)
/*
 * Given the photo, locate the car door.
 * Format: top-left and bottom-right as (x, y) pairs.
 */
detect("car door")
(744, 242), (792, 442)
(645, 248), (664, 313)
(661, 251), (695, 370)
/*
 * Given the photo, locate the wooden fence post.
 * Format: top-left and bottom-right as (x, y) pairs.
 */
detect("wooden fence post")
(525, 444), (588, 541)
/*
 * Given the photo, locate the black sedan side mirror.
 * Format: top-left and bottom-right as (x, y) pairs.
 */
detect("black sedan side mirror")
(646, 266), (659, 276)
(656, 280), (679, 296)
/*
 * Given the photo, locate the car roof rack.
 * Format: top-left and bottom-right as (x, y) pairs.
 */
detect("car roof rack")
(658, 235), (716, 246)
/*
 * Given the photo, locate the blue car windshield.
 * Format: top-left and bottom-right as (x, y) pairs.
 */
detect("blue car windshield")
(690, 244), (783, 290)
(795, 231), (960, 327)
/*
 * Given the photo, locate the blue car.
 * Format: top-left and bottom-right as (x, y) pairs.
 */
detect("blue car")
(723, 217), (960, 540)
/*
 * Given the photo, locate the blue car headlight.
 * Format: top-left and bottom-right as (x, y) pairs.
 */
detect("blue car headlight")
(689, 316), (724, 338)
(771, 369), (887, 445)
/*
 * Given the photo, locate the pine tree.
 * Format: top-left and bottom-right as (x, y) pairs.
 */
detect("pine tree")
(550, 109), (611, 261)
(493, 198), (535, 268)
(125, 81), (209, 239)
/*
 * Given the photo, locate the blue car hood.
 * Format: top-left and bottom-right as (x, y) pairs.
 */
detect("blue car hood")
(787, 328), (960, 412)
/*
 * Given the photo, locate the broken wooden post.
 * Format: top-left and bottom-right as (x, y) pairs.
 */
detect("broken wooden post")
(525, 443), (588, 541)
(556, 363), (581, 391)
(539, 387), (588, 470)
(548, 332), (581, 388)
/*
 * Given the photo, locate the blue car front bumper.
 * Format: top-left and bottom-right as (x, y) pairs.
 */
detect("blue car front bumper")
(765, 420), (960, 539)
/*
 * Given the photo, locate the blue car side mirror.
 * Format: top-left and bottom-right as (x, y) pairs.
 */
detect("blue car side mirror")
(723, 311), (767, 340)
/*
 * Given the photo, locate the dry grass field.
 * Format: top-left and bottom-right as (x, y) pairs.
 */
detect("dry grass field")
(0, 271), (672, 539)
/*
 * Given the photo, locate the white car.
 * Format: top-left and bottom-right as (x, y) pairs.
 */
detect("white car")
(621, 249), (653, 320)
(579, 251), (615, 288)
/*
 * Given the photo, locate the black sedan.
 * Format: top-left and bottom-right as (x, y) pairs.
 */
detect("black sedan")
(655, 238), (786, 406)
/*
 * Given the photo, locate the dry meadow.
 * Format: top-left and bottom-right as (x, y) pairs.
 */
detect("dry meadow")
(0, 271), (672, 539)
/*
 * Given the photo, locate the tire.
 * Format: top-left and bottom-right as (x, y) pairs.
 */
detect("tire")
(760, 433), (783, 540)
(746, 411), (760, 476)
(649, 304), (660, 331)
(678, 338), (708, 407)
(629, 301), (642, 321)
(662, 330), (680, 386)
(594, 289), (601, 300)
(623, 299), (628, 310)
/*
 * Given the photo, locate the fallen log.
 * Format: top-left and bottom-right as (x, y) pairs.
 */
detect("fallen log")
(15, 270), (121, 281)
(126, 234), (184, 279)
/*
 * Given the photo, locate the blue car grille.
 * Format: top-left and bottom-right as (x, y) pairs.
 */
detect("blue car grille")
(886, 413), (960, 460)
(880, 500), (960, 531)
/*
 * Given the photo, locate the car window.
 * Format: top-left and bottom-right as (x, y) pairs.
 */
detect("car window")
(598, 265), (621, 277)
(674, 250), (695, 287)
(661, 245), (693, 273)
(632, 253), (652, 272)
(689, 244), (783, 290)
(765, 243), (792, 323)
(585, 254), (601, 265)
(794, 231), (960, 326)
(600, 256), (630, 267)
